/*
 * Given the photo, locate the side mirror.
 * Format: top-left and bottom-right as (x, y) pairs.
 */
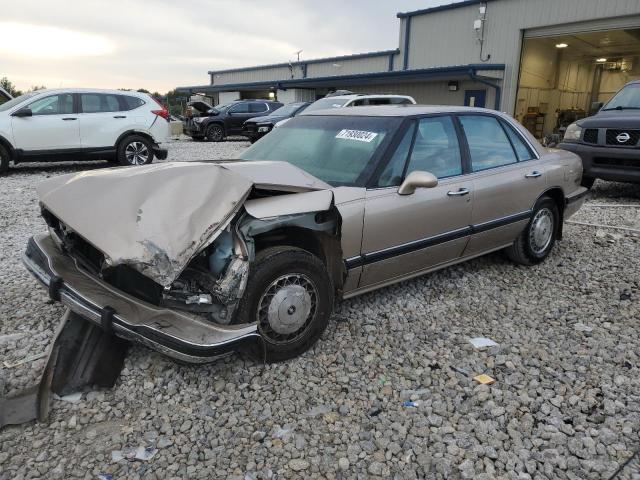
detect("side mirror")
(398, 171), (438, 195)
(589, 101), (603, 115)
(12, 107), (32, 118)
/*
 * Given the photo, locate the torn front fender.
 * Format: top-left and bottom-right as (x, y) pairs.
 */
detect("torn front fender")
(244, 190), (334, 219)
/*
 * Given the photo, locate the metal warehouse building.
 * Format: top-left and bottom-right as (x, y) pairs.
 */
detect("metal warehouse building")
(178, 0), (640, 139)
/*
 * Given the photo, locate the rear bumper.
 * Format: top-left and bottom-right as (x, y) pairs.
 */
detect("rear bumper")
(22, 234), (259, 363)
(559, 142), (640, 183)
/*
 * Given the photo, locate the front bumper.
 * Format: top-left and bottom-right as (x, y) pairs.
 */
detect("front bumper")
(564, 186), (589, 219)
(559, 142), (640, 183)
(23, 234), (259, 363)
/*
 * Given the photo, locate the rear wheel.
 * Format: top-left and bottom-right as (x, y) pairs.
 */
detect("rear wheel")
(117, 135), (154, 166)
(234, 247), (333, 362)
(206, 124), (225, 142)
(0, 144), (10, 175)
(506, 197), (559, 265)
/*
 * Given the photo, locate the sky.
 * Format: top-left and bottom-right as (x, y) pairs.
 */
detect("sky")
(0, 0), (458, 93)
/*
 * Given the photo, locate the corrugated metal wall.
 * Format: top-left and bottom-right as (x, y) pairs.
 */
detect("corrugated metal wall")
(406, 0), (640, 112)
(348, 79), (495, 108)
(307, 55), (389, 78)
(213, 66), (299, 86)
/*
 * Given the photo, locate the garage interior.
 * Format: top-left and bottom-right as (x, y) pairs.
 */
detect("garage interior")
(515, 28), (640, 139)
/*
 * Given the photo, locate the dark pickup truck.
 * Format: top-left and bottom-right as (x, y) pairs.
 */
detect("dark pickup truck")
(559, 80), (640, 188)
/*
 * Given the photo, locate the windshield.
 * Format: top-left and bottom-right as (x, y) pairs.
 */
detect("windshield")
(303, 98), (350, 113)
(603, 83), (640, 110)
(0, 91), (39, 112)
(239, 115), (401, 186)
(213, 103), (232, 112)
(267, 103), (304, 117)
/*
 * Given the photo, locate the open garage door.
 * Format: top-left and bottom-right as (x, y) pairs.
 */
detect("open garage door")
(515, 26), (640, 141)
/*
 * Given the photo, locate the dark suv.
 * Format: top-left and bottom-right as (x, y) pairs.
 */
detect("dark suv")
(184, 99), (282, 142)
(559, 80), (640, 188)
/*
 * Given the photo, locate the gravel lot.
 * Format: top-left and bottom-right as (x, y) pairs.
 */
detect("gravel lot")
(1, 138), (639, 479)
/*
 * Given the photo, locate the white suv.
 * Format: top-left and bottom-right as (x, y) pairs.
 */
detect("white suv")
(0, 88), (170, 174)
(275, 93), (416, 128)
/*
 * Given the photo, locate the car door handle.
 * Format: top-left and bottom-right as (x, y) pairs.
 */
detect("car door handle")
(62, 117), (77, 121)
(447, 188), (470, 197)
(525, 171), (542, 178)
(113, 115), (126, 119)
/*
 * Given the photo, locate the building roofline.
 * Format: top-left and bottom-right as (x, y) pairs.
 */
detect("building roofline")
(207, 49), (400, 75)
(178, 64), (505, 94)
(397, 0), (496, 18)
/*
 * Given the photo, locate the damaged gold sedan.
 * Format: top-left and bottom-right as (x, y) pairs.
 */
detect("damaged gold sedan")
(23, 106), (588, 365)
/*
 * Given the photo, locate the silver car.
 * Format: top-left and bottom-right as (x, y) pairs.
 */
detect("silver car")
(24, 106), (588, 363)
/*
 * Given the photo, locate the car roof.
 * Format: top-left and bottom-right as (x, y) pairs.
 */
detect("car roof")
(21, 88), (149, 97)
(324, 94), (413, 100)
(303, 104), (499, 117)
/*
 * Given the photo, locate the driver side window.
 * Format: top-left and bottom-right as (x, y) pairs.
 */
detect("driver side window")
(229, 103), (250, 114)
(28, 94), (74, 116)
(406, 116), (462, 179)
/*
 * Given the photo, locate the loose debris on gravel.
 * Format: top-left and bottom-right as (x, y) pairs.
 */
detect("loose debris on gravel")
(1, 137), (639, 479)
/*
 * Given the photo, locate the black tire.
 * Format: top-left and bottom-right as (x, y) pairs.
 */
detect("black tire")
(581, 176), (596, 189)
(117, 135), (155, 166)
(0, 144), (10, 175)
(506, 196), (559, 266)
(205, 124), (225, 142)
(250, 138), (257, 144)
(234, 247), (333, 362)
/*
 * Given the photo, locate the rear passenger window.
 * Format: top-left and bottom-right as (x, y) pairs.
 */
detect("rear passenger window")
(120, 95), (145, 111)
(501, 120), (534, 161)
(459, 115), (518, 171)
(81, 93), (121, 113)
(405, 116), (462, 179)
(249, 103), (268, 113)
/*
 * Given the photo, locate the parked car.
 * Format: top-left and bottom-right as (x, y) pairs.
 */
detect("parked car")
(559, 80), (640, 188)
(0, 88), (169, 174)
(274, 93), (416, 128)
(183, 99), (283, 142)
(0, 87), (12, 106)
(243, 102), (310, 143)
(23, 106), (587, 364)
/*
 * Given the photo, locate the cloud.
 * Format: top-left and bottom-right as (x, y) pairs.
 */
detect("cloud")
(1, 0), (450, 92)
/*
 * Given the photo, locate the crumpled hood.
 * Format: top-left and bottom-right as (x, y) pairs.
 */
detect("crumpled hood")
(37, 161), (330, 286)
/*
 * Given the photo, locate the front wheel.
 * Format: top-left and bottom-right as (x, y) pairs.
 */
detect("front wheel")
(117, 135), (154, 166)
(206, 124), (225, 142)
(234, 247), (333, 362)
(506, 197), (559, 265)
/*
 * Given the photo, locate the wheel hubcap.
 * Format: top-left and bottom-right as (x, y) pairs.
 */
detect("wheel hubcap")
(209, 126), (222, 140)
(529, 208), (553, 254)
(125, 141), (149, 165)
(258, 274), (317, 343)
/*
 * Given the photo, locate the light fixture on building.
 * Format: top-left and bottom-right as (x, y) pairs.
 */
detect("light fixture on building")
(448, 81), (459, 91)
(555, 43), (568, 48)
(596, 57), (607, 62)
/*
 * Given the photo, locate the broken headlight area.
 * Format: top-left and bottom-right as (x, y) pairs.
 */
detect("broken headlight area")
(159, 229), (249, 325)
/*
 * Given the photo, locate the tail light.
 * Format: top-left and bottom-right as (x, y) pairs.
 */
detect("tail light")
(151, 97), (169, 121)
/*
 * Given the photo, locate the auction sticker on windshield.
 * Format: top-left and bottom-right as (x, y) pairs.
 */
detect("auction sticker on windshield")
(335, 129), (378, 142)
